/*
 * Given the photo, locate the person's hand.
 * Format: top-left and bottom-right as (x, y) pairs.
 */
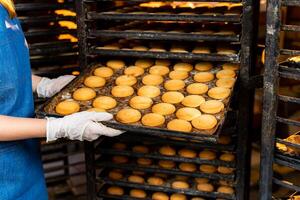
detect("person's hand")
(46, 111), (123, 142)
(37, 75), (75, 98)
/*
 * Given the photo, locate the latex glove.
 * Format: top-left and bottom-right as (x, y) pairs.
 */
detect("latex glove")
(46, 111), (123, 142)
(37, 75), (75, 98)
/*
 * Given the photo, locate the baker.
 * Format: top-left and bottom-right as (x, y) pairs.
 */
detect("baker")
(0, 1), (123, 199)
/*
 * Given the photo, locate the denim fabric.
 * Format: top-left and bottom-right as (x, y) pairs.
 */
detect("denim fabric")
(0, 5), (48, 200)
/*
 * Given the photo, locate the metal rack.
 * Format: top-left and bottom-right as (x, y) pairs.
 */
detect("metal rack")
(16, 0), (79, 77)
(74, 0), (259, 199)
(260, 0), (300, 199)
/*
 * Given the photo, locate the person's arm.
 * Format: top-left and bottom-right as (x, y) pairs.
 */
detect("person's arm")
(0, 115), (46, 141)
(32, 74), (42, 93)
(0, 112), (123, 142)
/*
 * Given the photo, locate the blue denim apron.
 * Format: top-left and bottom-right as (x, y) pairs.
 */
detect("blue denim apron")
(0, 5), (48, 200)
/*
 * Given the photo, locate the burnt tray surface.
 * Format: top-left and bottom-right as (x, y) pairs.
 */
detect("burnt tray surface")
(36, 61), (238, 143)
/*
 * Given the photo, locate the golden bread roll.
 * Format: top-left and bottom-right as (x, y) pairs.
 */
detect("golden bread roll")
(219, 180), (232, 186)
(124, 66), (145, 77)
(132, 46), (149, 51)
(129, 96), (153, 109)
(94, 67), (114, 78)
(192, 47), (211, 54)
(217, 48), (236, 55)
(107, 186), (124, 196)
(178, 149), (197, 158)
(111, 85), (134, 97)
(116, 108), (141, 123)
(130, 189), (147, 198)
(128, 175), (145, 184)
(112, 143), (127, 150)
(142, 113), (165, 127)
(161, 91), (184, 104)
(222, 63), (240, 71)
(167, 119), (192, 132)
(135, 59), (154, 68)
(115, 75), (137, 86)
(217, 166), (235, 174)
(182, 95), (205, 107)
(194, 177), (209, 184)
(87, 108), (105, 112)
(142, 74), (164, 86)
(73, 87), (96, 101)
(199, 150), (216, 160)
(164, 80), (185, 91)
(156, 59), (171, 66)
(200, 100), (224, 114)
(178, 162), (197, 172)
(138, 86), (161, 98)
(171, 181), (190, 189)
(106, 60), (125, 69)
(208, 87), (230, 99)
(169, 70), (189, 80)
(195, 62), (213, 71)
(159, 146), (176, 156)
(152, 192), (169, 200)
(186, 83), (208, 95)
(192, 114), (217, 130)
(220, 153), (235, 162)
(176, 107), (201, 121)
(93, 96), (117, 110)
(152, 103), (176, 115)
(108, 170), (124, 180)
(170, 193), (187, 200)
(199, 164), (217, 173)
(217, 186), (234, 194)
(197, 183), (214, 192)
(173, 63), (193, 72)
(147, 177), (165, 186)
(194, 72), (214, 83)
(112, 155), (129, 164)
(149, 48), (166, 52)
(132, 145), (149, 153)
(149, 65), (170, 76)
(137, 158), (153, 166)
(158, 160), (176, 169)
(216, 78), (235, 88)
(170, 47), (188, 53)
(84, 76), (106, 88)
(55, 100), (80, 115)
(216, 69), (236, 79)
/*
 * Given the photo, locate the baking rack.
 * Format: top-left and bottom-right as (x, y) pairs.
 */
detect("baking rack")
(260, 0), (300, 199)
(16, 0), (79, 77)
(73, 0), (259, 199)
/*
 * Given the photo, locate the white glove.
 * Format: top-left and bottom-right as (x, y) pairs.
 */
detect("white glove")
(46, 111), (124, 142)
(37, 75), (75, 98)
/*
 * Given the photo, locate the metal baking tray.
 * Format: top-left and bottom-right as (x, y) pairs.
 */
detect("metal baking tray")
(36, 61), (238, 143)
(95, 138), (236, 167)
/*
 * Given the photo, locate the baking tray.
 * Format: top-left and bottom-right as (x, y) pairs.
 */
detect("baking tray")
(95, 138), (236, 167)
(36, 61), (238, 143)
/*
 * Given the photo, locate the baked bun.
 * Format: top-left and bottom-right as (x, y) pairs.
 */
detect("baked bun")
(116, 108), (141, 123)
(170, 193), (187, 200)
(56, 100), (80, 115)
(217, 166), (235, 174)
(129, 96), (153, 109)
(169, 70), (189, 80)
(164, 80), (185, 91)
(94, 67), (114, 78)
(195, 62), (213, 71)
(200, 100), (224, 114)
(138, 86), (161, 98)
(161, 91), (184, 104)
(141, 113), (165, 127)
(159, 146), (176, 156)
(128, 175), (145, 184)
(112, 155), (129, 164)
(115, 75), (137, 86)
(152, 103), (176, 115)
(111, 85), (134, 97)
(106, 60), (125, 69)
(137, 158), (153, 166)
(208, 87), (230, 99)
(73, 87), (96, 101)
(220, 153), (235, 162)
(186, 83), (208, 95)
(93, 96), (117, 110)
(178, 149), (197, 158)
(174, 62), (193, 72)
(217, 186), (234, 194)
(149, 65), (170, 76)
(147, 177), (165, 186)
(176, 107), (201, 121)
(222, 63), (240, 70)
(197, 183), (214, 192)
(171, 181), (190, 189)
(216, 78), (235, 88)
(132, 145), (149, 153)
(158, 160), (176, 169)
(178, 162), (197, 172)
(87, 108), (106, 112)
(108, 170), (124, 180)
(129, 189), (147, 198)
(124, 66), (145, 77)
(182, 95), (205, 107)
(167, 119), (192, 132)
(199, 164), (217, 173)
(192, 114), (218, 130)
(194, 177), (209, 184)
(199, 150), (217, 160)
(152, 192), (169, 200)
(194, 72), (214, 83)
(84, 76), (106, 88)
(135, 59), (154, 68)
(142, 74), (164, 86)
(216, 69), (236, 79)
(107, 186), (124, 196)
